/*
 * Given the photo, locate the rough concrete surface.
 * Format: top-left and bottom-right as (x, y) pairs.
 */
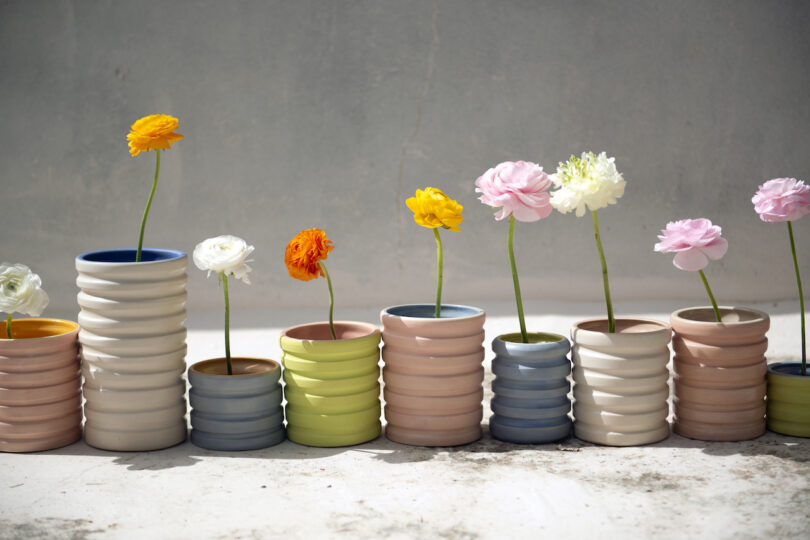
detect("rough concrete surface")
(1, 302), (808, 539)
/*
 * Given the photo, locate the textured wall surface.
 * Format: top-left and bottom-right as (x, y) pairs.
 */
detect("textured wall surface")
(1, 0), (809, 316)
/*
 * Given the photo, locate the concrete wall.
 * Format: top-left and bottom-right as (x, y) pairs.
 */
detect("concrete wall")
(1, 0), (809, 317)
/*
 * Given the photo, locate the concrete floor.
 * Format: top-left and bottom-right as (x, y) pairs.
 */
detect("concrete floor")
(1, 301), (809, 539)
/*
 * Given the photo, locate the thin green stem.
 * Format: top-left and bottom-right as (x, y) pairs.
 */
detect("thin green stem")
(136, 149), (161, 262)
(698, 269), (722, 322)
(5, 314), (11, 339)
(788, 221), (806, 375)
(222, 273), (232, 375)
(434, 227), (443, 318)
(591, 211), (615, 333)
(508, 216), (528, 343)
(319, 261), (337, 340)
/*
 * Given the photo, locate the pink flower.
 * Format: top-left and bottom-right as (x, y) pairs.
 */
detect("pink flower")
(654, 218), (728, 271)
(474, 161), (553, 222)
(752, 177), (810, 223)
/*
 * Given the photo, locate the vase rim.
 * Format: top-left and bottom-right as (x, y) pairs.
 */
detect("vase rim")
(381, 303), (484, 320)
(76, 248), (186, 264)
(495, 331), (567, 345)
(280, 320), (380, 342)
(1, 317), (79, 341)
(573, 317), (670, 335)
(671, 306), (769, 325)
(767, 361), (810, 378)
(189, 357), (280, 377)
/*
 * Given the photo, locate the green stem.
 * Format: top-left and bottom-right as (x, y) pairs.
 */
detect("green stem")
(788, 221), (806, 375)
(319, 261), (337, 340)
(698, 269), (722, 322)
(508, 216), (528, 343)
(136, 149), (161, 262)
(5, 314), (11, 339)
(434, 227), (443, 318)
(591, 210), (615, 333)
(222, 273), (232, 375)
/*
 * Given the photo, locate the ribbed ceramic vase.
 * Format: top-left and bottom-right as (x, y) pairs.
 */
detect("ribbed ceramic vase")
(0, 319), (82, 452)
(489, 332), (572, 444)
(671, 307), (769, 441)
(381, 304), (486, 447)
(280, 321), (381, 447)
(189, 358), (285, 450)
(572, 318), (671, 446)
(76, 248), (188, 451)
(767, 362), (810, 437)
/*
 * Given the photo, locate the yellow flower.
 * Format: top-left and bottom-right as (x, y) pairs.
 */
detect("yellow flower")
(406, 187), (463, 231)
(127, 114), (184, 156)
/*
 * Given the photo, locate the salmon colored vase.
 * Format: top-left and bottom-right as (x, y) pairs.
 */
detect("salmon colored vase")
(381, 304), (486, 447)
(280, 321), (381, 447)
(671, 307), (769, 441)
(0, 318), (82, 452)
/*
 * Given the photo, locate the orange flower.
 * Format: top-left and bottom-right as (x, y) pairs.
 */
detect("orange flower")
(127, 114), (184, 156)
(285, 228), (334, 281)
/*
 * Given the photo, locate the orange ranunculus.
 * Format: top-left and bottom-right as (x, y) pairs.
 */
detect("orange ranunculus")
(127, 114), (184, 156)
(285, 228), (334, 281)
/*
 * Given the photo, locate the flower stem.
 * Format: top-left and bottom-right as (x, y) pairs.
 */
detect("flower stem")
(136, 149), (161, 262)
(434, 227), (443, 318)
(222, 272), (232, 375)
(591, 210), (615, 333)
(508, 216), (528, 343)
(319, 261), (337, 340)
(788, 221), (806, 376)
(698, 269), (722, 322)
(5, 314), (11, 339)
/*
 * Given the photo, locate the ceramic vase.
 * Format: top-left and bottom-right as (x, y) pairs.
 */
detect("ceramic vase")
(76, 248), (187, 451)
(381, 304), (486, 447)
(0, 319), (82, 452)
(489, 332), (572, 444)
(188, 357), (285, 450)
(280, 321), (381, 447)
(571, 318), (671, 446)
(670, 307), (769, 441)
(767, 362), (810, 437)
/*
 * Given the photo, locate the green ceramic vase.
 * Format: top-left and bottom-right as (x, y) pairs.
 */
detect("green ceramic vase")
(767, 362), (810, 437)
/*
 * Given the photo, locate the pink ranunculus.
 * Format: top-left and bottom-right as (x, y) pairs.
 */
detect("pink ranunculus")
(654, 218), (728, 271)
(752, 177), (810, 223)
(474, 161), (553, 222)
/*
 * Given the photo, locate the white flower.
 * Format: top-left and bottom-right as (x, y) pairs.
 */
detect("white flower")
(193, 235), (254, 284)
(0, 263), (49, 316)
(550, 151), (626, 217)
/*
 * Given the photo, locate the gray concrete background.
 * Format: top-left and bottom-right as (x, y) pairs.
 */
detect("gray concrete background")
(2, 1), (809, 317)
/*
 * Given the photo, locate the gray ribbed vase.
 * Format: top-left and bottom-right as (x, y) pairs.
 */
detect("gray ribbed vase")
(489, 332), (572, 444)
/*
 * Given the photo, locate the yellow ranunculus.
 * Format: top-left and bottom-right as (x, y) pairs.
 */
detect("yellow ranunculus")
(406, 187), (463, 231)
(127, 114), (184, 156)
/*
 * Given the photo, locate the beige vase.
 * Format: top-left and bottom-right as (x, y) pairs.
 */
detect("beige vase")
(381, 304), (486, 447)
(0, 318), (82, 452)
(670, 307), (769, 441)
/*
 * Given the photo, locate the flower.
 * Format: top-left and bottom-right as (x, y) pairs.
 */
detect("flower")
(0, 263), (49, 316)
(752, 178), (810, 223)
(654, 218), (728, 271)
(285, 228), (334, 281)
(406, 187), (463, 231)
(193, 235), (254, 284)
(127, 114), (184, 157)
(550, 152), (626, 217)
(474, 161), (553, 222)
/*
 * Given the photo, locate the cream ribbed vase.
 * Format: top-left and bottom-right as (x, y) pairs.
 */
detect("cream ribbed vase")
(76, 249), (187, 451)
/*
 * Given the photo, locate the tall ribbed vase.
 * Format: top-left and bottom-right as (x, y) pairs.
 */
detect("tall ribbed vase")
(76, 249), (187, 451)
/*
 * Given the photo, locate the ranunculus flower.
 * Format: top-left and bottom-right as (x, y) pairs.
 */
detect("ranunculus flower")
(654, 218), (728, 271)
(127, 114), (184, 157)
(474, 161), (553, 222)
(285, 228), (334, 282)
(193, 235), (254, 284)
(752, 177), (810, 223)
(406, 187), (463, 231)
(550, 151), (626, 217)
(0, 263), (49, 316)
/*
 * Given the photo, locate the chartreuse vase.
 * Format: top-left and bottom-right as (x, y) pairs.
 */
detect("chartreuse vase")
(280, 321), (381, 447)
(767, 362), (810, 438)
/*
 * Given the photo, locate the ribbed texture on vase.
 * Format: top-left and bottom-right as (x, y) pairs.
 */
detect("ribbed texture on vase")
(767, 362), (810, 438)
(76, 249), (188, 451)
(381, 304), (485, 447)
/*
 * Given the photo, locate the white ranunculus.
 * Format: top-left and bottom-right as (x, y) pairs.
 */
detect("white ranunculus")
(0, 263), (50, 316)
(550, 151), (626, 217)
(193, 235), (254, 284)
